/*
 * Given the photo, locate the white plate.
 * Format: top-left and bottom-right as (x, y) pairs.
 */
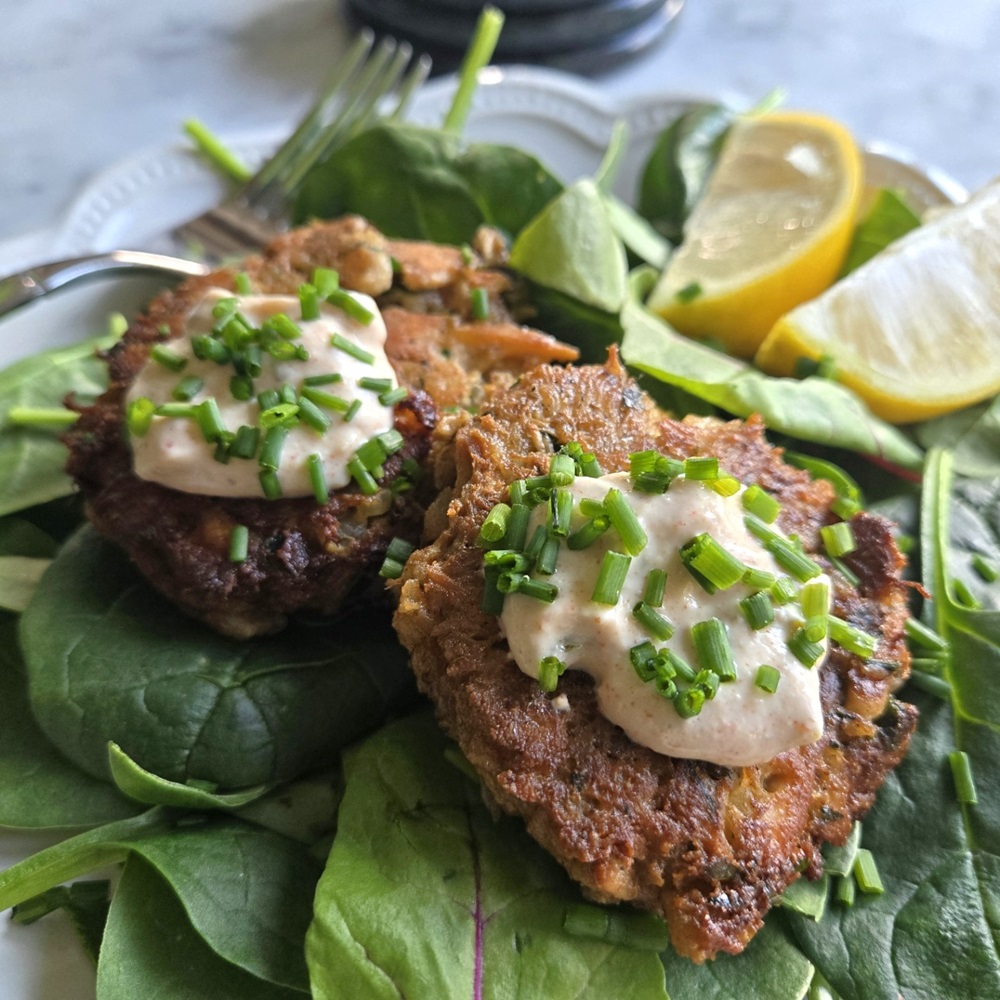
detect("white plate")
(0, 64), (968, 1000)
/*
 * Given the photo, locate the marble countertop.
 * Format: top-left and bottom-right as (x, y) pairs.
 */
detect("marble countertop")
(2, 0), (999, 251)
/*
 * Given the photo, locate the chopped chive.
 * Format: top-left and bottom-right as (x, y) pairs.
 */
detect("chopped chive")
(972, 554), (999, 582)
(952, 577), (982, 609)
(348, 456), (379, 495)
(240, 342), (264, 376)
(213, 432), (234, 464)
(191, 335), (230, 364)
(259, 402), (299, 429)
(664, 648), (697, 683)
(229, 374), (254, 401)
(754, 664), (781, 694)
(680, 532), (746, 592)
(642, 568), (667, 607)
(470, 286), (490, 321)
(330, 331), (375, 364)
(378, 386), (409, 407)
(508, 479), (528, 506)
(904, 617), (950, 654)
(739, 591), (775, 630)
(230, 424), (260, 460)
(691, 617), (737, 681)
(300, 385), (350, 413)
(654, 673), (678, 701)
(155, 402), (198, 419)
(234, 272), (252, 294)
(579, 452), (603, 478)
(380, 536), (416, 579)
(694, 668), (720, 700)
(766, 537), (822, 582)
(630, 641), (659, 682)
(603, 489), (647, 555)
(911, 655), (947, 675)
(299, 283), (320, 320)
(827, 616), (878, 659)
(303, 372), (343, 386)
(710, 475), (741, 498)
(504, 503), (531, 551)
(524, 524), (548, 562)
(821, 522), (857, 558)
(536, 534), (561, 575)
(126, 397), (155, 437)
(562, 904), (669, 952)
(229, 524), (249, 563)
(741, 484), (781, 523)
(479, 503), (511, 544)
(483, 550), (530, 573)
(908, 671), (952, 699)
(800, 579), (831, 620)
(632, 602), (675, 641)
(853, 850), (884, 895)
(6, 406), (78, 428)
(831, 495), (862, 520)
(358, 376), (393, 393)
(312, 267), (339, 298)
(577, 497), (605, 518)
(306, 453), (329, 504)
(788, 627), (825, 667)
(674, 281), (702, 303)
(356, 436), (389, 472)
(549, 452), (576, 487)
(804, 616), (828, 642)
(257, 388), (281, 411)
(259, 469), (282, 499)
(949, 750), (978, 805)
(297, 396), (332, 434)
(675, 687), (706, 718)
(831, 555), (861, 587)
(538, 655), (566, 692)
(592, 551), (632, 605)
(518, 578), (559, 602)
(196, 398), (227, 442)
(172, 375), (204, 401)
(258, 424), (289, 472)
(279, 382), (297, 406)
(836, 874), (856, 907)
(550, 488), (574, 537)
(567, 515), (610, 550)
(327, 288), (375, 325)
(684, 456), (719, 480)
(150, 343), (187, 372)
(742, 566), (776, 590)
(771, 576), (798, 605)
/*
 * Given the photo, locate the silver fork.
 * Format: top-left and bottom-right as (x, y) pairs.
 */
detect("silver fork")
(0, 31), (431, 319)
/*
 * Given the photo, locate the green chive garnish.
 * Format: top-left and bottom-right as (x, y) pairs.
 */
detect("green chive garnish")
(196, 398), (227, 443)
(155, 402), (198, 419)
(739, 591), (774, 630)
(691, 617), (737, 681)
(549, 452), (576, 487)
(538, 655), (566, 692)
(680, 532), (746, 592)
(230, 424), (260, 460)
(788, 627), (825, 667)
(348, 456), (379, 495)
(299, 283), (320, 320)
(191, 335), (229, 364)
(300, 385), (350, 413)
(312, 267), (339, 298)
(742, 565), (776, 590)
(592, 551), (632, 605)
(330, 331), (375, 364)
(836, 874), (856, 907)
(470, 285), (490, 321)
(229, 524), (249, 563)
(741, 484), (781, 523)
(972, 554), (999, 582)
(259, 424), (289, 472)
(827, 616), (878, 659)
(603, 489), (647, 555)
(562, 904), (669, 952)
(799, 579), (831, 620)
(754, 664), (780, 694)
(257, 388), (281, 411)
(229, 374), (254, 401)
(642, 568), (667, 607)
(298, 396), (332, 434)
(303, 372), (343, 386)
(550, 488), (574, 537)
(260, 402), (299, 429)
(234, 272), (252, 294)
(380, 536), (415, 579)
(675, 687), (706, 718)
(378, 386), (408, 407)
(327, 288), (375, 325)
(126, 397), (155, 437)
(481, 566), (504, 615)
(518, 578), (559, 603)
(259, 469), (282, 499)
(632, 602), (675, 641)
(904, 617), (949, 655)
(479, 503), (511, 544)
(684, 456), (719, 480)
(695, 668), (720, 700)
(710, 475), (741, 498)
(150, 343), (187, 372)
(949, 750), (978, 805)
(306, 453), (328, 503)
(770, 576), (798, 605)
(853, 849), (884, 895)
(567, 515), (610, 550)
(821, 521), (857, 558)
(766, 537), (822, 582)
(358, 376), (393, 393)
(535, 534), (560, 576)
(172, 375), (204, 401)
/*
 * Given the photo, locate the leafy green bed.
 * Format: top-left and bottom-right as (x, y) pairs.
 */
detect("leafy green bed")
(1, 68), (998, 1000)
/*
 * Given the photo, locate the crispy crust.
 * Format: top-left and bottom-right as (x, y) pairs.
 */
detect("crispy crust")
(64, 217), (577, 637)
(393, 355), (916, 961)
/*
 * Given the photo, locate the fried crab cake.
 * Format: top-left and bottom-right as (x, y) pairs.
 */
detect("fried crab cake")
(65, 217), (577, 638)
(393, 355), (917, 962)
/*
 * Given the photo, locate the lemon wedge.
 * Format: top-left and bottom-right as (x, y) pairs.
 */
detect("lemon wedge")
(647, 110), (864, 357)
(756, 178), (1000, 423)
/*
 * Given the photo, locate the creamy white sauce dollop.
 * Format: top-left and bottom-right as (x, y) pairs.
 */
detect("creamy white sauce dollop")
(127, 288), (398, 498)
(499, 473), (826, 767)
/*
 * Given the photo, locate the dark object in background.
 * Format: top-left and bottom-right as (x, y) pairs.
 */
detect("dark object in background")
(344, 0), (686, 74)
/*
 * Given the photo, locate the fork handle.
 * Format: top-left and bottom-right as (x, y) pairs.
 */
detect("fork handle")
(0, 250), (209, 320)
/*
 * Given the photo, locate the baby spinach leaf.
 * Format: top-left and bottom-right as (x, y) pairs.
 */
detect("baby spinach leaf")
(637, 103), (734, 244)
(0, 555), (49, 612)
(0, 808), (320, 992)
(786, 448), (1000, 999)
(12, 878), (111, 962)
(0, 334), (109, 517)
(604, 195), (671, 269)
(97, 854), (304, 1000)
(839, 188), (922, 276)
(916, 396), (1000, 479)
(620, 297), (923, 469)
(661, 919), (814, 1000)
(305, 711), (669, 1000)
(524, 284), (623, 364)
(20, 526), (417, 789)
(293, 123), (562, 243)
(107, 743), (273, 810)
(509, 179), (628, 314)
(0, 619), (139, 830)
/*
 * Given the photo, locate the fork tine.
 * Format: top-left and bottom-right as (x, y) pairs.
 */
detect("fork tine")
(247, 29), (375, 194)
